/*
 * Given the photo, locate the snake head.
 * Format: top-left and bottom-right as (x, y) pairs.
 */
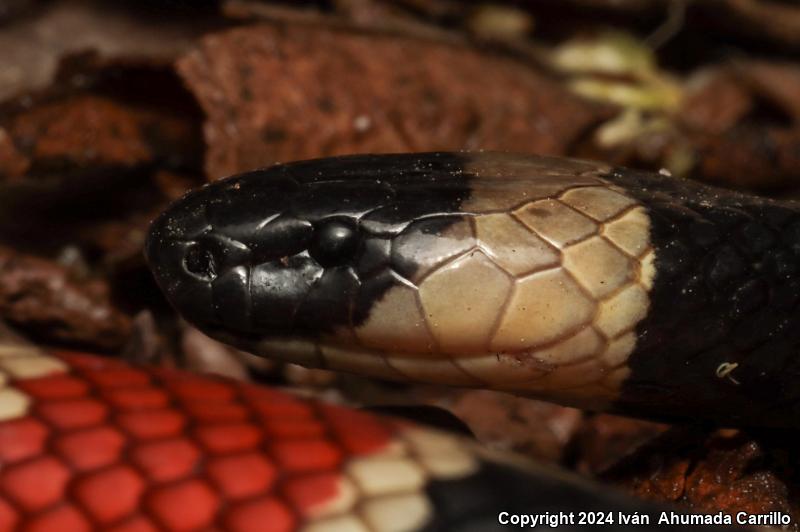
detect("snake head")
(146, 153), (656, 404)
(145, 166), (389, 340)
(145, 154), (475, 362)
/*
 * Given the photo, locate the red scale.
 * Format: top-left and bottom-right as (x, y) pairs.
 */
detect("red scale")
(103, 388), (169, 410)
(54, 426), (125, 470)
(194, 422), (263, 453)
(0, 499), (17, 530)
(207, 453), (277, 499)
(117, 409), (186, 440)
(284, 472), (343, 518)
(225, 497), (295, 532)
(270, 439), (343, 473)
(0, 418), (48, 463)
(17, 375), (88, 400)
(74, 466), (145, 524)
(26, 504), (88, 532)
(2, 456), (71, 511)
(147, 480), (219, 530)
(37, 398), (109, 429)
(132, 438), (201, 482)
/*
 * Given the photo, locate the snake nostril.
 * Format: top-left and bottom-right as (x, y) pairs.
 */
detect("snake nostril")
(184, 243), (218, 281)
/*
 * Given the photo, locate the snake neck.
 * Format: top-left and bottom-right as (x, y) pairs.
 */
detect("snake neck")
(609, 168), (800, 427)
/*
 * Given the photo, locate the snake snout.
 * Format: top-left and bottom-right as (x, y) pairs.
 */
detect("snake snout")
(142, 172), (289, 335)
(145, 186), (218, 330)
(144, 168), (373, 342)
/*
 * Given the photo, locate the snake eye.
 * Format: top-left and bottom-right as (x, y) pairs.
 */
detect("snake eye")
(184, 243), (218, 281)
(310, 219), (360, 267)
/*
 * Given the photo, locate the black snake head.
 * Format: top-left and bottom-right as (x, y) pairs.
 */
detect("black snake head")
(146, 152), (654, 404)
(145, 153), (477, 367)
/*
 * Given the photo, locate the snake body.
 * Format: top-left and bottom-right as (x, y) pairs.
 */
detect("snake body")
(147, 152), (800, 429)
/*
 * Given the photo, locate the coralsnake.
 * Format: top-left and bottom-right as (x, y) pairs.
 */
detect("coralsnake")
(148, 151), (800, 429)
(0, 152), (789, 531)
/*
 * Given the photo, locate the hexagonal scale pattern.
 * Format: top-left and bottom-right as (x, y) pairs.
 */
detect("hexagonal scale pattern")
(340, 179), (654, 404)
(0, 347), (483, 531)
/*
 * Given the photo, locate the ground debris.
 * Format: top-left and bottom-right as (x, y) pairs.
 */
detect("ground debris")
(0, 246), (132, 351)
(177, 22), (613, 179)
(603, 428), (799, 528)
(678, 61), (800, 189)
(0, 53), (203, 185)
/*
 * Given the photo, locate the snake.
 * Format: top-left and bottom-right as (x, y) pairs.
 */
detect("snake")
(0, 152), (788, 531)
(147, 151), (800, 429)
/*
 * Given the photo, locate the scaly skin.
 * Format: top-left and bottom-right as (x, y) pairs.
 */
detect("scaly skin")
(146, 153), (651, 413)
(147, 152), (800, 427)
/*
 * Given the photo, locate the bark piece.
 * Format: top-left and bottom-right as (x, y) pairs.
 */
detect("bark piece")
(681, 69), (752, 135)
(177, 23), (612, 179)
(0, 246), (132, 350)
(680, 62), (800, 189)
(6, 94), (197, 178)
